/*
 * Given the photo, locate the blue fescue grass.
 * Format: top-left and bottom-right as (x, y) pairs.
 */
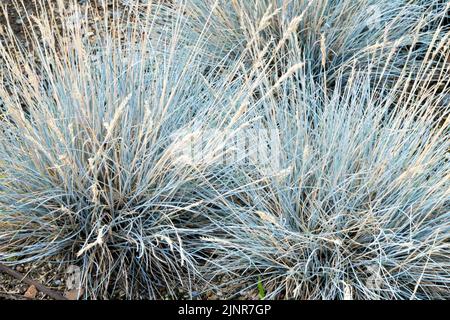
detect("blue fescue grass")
(0, 0), (448, 299)
(0, 0), (247, 299)
(165, 0), (450, 91)
(195, 62), (450, 299)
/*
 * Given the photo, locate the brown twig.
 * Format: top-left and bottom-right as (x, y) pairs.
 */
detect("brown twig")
(0, 263), (68, 300)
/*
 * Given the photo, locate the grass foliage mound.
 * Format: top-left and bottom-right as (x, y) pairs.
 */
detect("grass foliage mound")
(0, 0), (448, 299)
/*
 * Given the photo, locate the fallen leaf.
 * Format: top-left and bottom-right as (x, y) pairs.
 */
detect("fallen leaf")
(24, 285), (37, 299)
(65, 265), (81, 290)
(64, 288), (84, 300)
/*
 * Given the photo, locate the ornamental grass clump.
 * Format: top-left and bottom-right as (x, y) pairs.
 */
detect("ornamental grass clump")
(166, 0), (449, 92)
(196, 62), (450, 299)
(0, 0), (448, 300)
(0, 0), (246, 299)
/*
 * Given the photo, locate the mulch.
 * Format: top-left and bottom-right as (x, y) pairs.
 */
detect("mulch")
(0, 261), (67, 300)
